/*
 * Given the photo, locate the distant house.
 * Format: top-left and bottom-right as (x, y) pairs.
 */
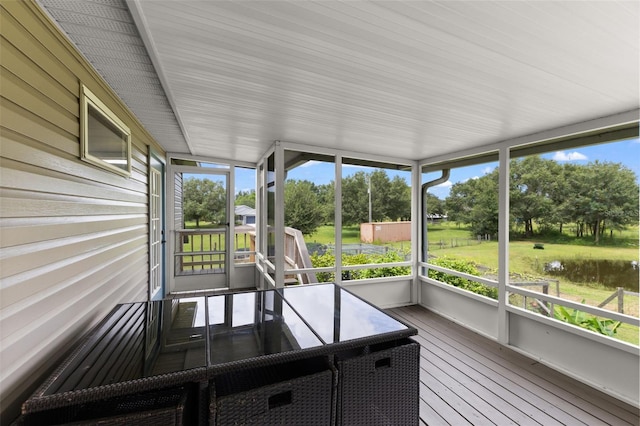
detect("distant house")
(235, 205), (256, 225)
(426, 214), (448, 222)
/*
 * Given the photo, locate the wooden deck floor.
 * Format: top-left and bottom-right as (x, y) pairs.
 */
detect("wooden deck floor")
(388, 305), (640, 426)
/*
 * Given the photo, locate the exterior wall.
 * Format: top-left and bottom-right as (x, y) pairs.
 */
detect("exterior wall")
(360, 221), (411, 243)
(0, 1), (164, 422)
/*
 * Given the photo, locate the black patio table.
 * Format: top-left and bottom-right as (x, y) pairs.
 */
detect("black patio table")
(19, 283), (419, 425)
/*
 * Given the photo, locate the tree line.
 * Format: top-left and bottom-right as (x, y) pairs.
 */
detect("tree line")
(444, 157), (639, 243)
(182, 171), (411, 235)
(183, 157), (639, 243)
(282, 170), (411, 234)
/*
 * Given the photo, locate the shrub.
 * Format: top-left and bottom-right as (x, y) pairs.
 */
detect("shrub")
(310, 250), (411, 282)
(428, 257), (498, 299)
(555, 302), (621, 337)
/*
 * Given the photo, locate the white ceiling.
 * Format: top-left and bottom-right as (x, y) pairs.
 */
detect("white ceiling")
(41, 0), (639, 164)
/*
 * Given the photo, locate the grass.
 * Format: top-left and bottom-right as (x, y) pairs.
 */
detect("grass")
(306, 225), (362, 245)
(305, 222), (640, 344)
(429, 223), (639, 345)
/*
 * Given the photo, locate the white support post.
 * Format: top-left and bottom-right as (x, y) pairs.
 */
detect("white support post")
(335, 155), (343, 286)
(275, 142), (286, 288)
(498, 146), (510, 344)
(227, 169), (234, 289)
(411, 160), (420, 304)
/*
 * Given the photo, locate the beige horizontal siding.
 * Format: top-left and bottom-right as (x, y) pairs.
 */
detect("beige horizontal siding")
(0, 38), (77, 114)
(0, 0), (164, 423)
(1, 68), (79, 134)
(1, 131), (147, 192)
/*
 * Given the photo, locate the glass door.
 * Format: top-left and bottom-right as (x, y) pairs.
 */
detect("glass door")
(149, 150), (165, 300)
(173, 169), (230, 291)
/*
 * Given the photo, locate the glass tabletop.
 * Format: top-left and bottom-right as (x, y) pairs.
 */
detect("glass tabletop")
(280, 283), (409, 344)
(42, 297), (208, 394)
(207, 290), (323, 365)
(40, 283), (410, 395)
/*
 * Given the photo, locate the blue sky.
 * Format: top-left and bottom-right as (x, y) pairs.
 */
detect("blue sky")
(234, 137), (640, 198)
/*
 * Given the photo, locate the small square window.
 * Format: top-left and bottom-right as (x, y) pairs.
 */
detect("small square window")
(80, 85), (131, 177)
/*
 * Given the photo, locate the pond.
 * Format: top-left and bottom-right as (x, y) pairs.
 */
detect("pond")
(544, 259), (639, 292)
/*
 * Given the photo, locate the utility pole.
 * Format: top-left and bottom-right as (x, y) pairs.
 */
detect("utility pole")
(368, 175), (372, 223)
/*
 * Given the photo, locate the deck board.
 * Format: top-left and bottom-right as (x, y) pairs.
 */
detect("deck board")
(388, 305), (640, 426)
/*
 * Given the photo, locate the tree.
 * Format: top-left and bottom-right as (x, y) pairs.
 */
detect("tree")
(341, 171), (369, 225)
(445, 156), (639, 243)
(284, 180), (324, 235)
(425, 192), (444, 216)
(387, 175), (411, 221)
(510, 156), (559, 236)
(369, 169), (391, 222)
(235, 189), (256, 208)
(547, 163), (577, 234)
(568, 161), (639, 243)
(445, 169), (499, 236)
(341, 170), (411, 224)
(315, 181), (335, 224)
(183, 178), (226, 227)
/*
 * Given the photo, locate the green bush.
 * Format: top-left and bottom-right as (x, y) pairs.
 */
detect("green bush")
(427, 257), (498, 299)
(310, 250), (410, 282)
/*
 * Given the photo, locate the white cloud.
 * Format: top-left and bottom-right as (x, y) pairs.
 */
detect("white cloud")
(462, 176), (480, 183)
(482, 166), (494, 174)
(553, 151), (588, 161)
(434, 180), (452, 188)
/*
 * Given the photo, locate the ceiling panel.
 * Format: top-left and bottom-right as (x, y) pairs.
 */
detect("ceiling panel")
(40, 0), (639, 163)
(38, 0), (190, 154)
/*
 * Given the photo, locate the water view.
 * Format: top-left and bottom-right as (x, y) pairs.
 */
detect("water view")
(545, 259), (639, 292)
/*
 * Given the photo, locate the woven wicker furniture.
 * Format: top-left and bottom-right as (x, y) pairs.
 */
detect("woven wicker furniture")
(211, 357), (336, 425)
(18, 283), (418, 425)
(336, 339), (420, 425)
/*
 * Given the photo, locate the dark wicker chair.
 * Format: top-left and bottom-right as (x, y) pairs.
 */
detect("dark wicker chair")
(335, 338), (420, 426)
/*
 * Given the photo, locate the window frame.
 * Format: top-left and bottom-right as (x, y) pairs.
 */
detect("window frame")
(80, 85), (132, 177)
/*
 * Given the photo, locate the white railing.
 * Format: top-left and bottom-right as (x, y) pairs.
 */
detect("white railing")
(283, 227), (317, 284)
(175, 226), (256, 276)
(175, 229), (225, 275)
(420, 261), (640, 334)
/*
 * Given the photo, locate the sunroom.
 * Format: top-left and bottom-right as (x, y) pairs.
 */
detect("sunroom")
(1, 0), (638, 424)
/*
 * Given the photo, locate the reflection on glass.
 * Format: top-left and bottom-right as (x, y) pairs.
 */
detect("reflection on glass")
(173, 297), (206, 327)
(38, 285), (411, 399)
(161, 297), (207, 370)
(42, 299), (209, 394)
(207, 291), (321, 365)
(208, 296), (225, 324)
(282, 284), (407, 343)
(232, 292), (256, 327)
(87, 104), (128, 172)
(81, 86), (131, 177)
(282, 302), (324, 349)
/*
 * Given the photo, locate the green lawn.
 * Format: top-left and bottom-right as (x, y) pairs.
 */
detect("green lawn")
(304, 221), (639, 344)
(305, 225), (361, 245)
